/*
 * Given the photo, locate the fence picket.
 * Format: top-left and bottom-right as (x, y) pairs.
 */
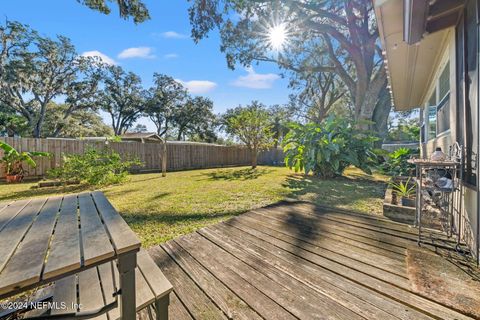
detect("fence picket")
(0, 138), (284, 178)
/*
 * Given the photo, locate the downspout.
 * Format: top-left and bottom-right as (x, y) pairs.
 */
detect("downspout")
(477, 14), (480, 266)
(477, 44), (480, 266)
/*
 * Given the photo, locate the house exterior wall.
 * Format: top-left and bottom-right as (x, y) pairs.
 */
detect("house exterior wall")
(419, 27), (479, 259)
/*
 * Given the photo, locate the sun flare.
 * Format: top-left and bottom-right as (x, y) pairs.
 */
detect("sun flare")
(268, 23), (287, 51)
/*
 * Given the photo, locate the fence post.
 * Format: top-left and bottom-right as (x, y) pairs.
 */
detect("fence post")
(162, 140), (167, 177)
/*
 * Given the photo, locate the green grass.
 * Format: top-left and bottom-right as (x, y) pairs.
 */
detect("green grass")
(0, 166), (388, 247)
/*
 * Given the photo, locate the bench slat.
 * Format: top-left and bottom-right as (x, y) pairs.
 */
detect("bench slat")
(78, 267), (108, 320)
(51, 275), (77, 315)
(91, 191), (141, 254)
(138, 250), (173, 298)
(0, 199), (30, 232)
(98, 262), (116, 306)
(0, 201), (13, 216)
(78, 193), (115, 266)
(0, 197), (61, 293)
(0, 198), (46, 295)
(43, 195), (81, 279)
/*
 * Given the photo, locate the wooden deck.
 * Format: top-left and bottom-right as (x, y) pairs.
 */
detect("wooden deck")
(148, 201), (477, 320)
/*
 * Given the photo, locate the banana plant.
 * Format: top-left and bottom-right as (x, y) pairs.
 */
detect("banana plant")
(0, 141), (51, 178)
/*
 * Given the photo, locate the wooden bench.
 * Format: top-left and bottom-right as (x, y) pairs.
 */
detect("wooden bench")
(47, 250), (172, 320)
(0, 192), (172, 320)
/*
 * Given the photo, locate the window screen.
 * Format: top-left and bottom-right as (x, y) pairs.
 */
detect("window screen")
(438, 62), (450, 99)
(437, 93), (450, 134)
(428, 90), (436, 140)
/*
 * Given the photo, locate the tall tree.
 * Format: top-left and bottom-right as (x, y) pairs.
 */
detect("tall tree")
(0, 20), (102, 137)
(173, 96), (217, 141)
(131, 123), (148, 133)
(290, 72), (346, 124)
(268, 105), (290, 148)
(41, 102), (113, 138)
(223, 101), (274, 168)
(77, 0), (150, 23)
(97, 65), (145, 135)
(0, 107), (29, 137)
(145, 73), (187, 137)
(187, 0), (390, 132)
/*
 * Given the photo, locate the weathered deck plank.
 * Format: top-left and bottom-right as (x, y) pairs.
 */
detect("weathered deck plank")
(175, 232), (365, 320)
(250, 206), (408, 256)
(242, 211), (408, 275)
(149, 246), (227, 320)
(200, 226), (406, 320)
(161, 241), (262, 320)
(160, 241), (296, 320)
(235, 214), (410, 289)
(150, 202), (474, 320)
(204, 223), (433, 320)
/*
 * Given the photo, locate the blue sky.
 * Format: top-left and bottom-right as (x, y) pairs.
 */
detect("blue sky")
(1, 0), (290, 131)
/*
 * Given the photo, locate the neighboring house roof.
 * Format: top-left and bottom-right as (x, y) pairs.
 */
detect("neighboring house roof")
(121, 132), (164, 143)
(373, 0), (463, 111)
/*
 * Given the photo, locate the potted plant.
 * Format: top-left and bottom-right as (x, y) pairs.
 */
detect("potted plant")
(389, 177), (416, 207)
(0, 141), (50, 183)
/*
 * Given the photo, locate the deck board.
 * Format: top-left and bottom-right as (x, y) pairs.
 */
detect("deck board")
(151, 202), (475, 320)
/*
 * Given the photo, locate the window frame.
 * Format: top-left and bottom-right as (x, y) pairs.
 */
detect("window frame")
(423, 58), (451, 141)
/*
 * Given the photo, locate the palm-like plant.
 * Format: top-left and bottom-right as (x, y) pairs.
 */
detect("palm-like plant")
(0, 141), (50, 179)
(389, 177), (416, 198)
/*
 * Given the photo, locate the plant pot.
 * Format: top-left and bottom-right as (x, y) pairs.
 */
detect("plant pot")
(401, 196), (416, 207)
(6, 174), (23, 183)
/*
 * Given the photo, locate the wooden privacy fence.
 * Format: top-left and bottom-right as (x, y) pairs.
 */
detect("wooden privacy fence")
(0, 137), (284, 178)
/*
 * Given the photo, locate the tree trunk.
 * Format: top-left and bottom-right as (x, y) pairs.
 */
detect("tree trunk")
(372, 86), (391, 147)
(251, 147), (258, 169)
(161, 139), (167, 177)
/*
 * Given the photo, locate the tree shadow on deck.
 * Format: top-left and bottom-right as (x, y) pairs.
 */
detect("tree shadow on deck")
(201, 168), (272, 181)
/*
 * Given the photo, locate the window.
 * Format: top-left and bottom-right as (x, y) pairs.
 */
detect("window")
(437, 94), (450, 134)
(437, 62), (451, 135)
(438, 61), (450, 99)
(424, 61), (451, 140)
(427, 90), (436, 140)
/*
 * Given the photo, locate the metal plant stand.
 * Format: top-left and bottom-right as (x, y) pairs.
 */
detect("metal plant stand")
(409, 143), (464, 250)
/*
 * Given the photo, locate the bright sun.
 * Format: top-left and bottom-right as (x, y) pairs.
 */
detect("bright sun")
(268, 24), (287, 51)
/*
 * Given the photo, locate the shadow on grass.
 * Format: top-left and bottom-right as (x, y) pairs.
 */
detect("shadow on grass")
(202, 168), (272, 181)
(122, 210), (238, 228)
(282, 173), (387, 213)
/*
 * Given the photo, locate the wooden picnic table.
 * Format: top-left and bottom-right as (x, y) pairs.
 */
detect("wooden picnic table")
(0, 191), (141, 319)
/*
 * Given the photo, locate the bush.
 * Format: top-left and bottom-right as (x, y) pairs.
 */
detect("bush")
(282, 116), (378, 178)
(380, 148), (417, 177)
(49, 147), (142, 186)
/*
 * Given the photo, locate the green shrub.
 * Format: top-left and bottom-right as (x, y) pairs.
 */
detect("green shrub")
(48, 147), (142, 186)
(380, 148), (416, 177)
(389, 177), (416, 198)
(282, 116), (378, 178)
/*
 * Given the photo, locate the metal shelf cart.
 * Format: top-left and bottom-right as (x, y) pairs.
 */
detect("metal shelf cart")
(409, 143), (464, 250)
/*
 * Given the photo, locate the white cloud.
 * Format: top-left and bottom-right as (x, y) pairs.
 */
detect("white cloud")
(164, 53), (179, 59)
(160, 31), (187, 39)
(118, 47), (155, 59)
(176, 79), (217, 94)
(231, 67), (280, 89)
(81, 50), (116, 65)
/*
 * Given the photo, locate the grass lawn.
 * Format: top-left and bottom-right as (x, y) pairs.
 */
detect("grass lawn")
(0, 166), (388, 247)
